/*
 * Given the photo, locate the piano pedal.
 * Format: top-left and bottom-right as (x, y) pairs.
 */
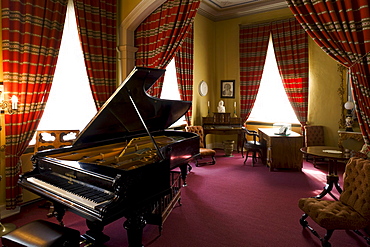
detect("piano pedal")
(38, 200), (55, 218)
(80, 238), (94, 246)
(47, 204), (55, 218)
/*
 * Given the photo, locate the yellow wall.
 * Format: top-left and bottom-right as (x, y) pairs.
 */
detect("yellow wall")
(192, 14), (216, 126)
(192, 8), (342, 147)
(308, 39), (343, 146)
(119, 0), (141, 22)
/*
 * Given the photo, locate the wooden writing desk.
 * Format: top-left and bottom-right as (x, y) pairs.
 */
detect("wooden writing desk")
(258, 128), (303, 171)
(202, 113), (243, 152)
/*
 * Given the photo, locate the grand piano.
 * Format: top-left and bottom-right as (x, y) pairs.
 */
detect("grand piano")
(18, 67), (199, 246)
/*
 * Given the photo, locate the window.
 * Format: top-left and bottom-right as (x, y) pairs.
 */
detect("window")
(36, 0), (97, 132)
(248, 37), (299, 124)
(160, 59), (187, 127)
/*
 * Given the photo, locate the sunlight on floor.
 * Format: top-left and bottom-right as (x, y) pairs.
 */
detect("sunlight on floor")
(302, 167), (327, 184)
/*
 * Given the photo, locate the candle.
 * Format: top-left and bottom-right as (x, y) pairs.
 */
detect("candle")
(11, 95), (18, 110)
(234, 102), (236, 107)
(208, 101), (210, 107)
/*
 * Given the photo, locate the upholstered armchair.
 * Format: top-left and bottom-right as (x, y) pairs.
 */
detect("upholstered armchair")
(185, 126), (216, 167)
(298, 157), (370, 247)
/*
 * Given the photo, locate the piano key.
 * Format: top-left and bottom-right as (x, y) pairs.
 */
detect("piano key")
(26, 177), (113, 209)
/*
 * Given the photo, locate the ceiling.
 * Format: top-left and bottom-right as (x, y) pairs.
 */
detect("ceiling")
(198, 0), (288, 21)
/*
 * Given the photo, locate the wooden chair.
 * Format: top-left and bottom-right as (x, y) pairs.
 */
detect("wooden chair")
(242, 127), (264, 166)
(298, 157), (370, 247)
(304, 125), (325, 167)
(185, 126), (216, 167)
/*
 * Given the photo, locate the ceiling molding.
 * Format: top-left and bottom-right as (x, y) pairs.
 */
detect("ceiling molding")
(198, 0), (288, 21)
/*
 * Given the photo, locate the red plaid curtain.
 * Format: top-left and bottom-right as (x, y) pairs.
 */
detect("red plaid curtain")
(271, 18), (308, 125)
(239, 23), (271, 121)
(73, 0), (117, 110)
(2, 0), (67, 209)
(287, 0), (370, 143)
(175, 26), (194, 124)
(135, 0), (200, 97)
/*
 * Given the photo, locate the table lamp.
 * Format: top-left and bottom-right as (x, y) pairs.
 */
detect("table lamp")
(344, 101), (354, 132)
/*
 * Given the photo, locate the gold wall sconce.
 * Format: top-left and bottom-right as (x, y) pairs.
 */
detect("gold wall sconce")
(0, 85), (18, 114)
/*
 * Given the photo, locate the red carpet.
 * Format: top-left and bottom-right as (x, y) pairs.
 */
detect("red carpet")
(1, 150), (368, 247)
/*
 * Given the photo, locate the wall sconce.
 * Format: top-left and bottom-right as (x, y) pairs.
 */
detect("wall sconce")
(344, 100), (354, 132)
(0, 86), (18, 114)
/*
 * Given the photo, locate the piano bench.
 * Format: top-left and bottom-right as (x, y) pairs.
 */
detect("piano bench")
(1, 220), (80, 247)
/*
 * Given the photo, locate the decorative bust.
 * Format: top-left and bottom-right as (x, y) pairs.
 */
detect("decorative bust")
(217, 100), (225, 113)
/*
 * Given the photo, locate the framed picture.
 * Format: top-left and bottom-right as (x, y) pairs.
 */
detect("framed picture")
(221, 80), (235, 98)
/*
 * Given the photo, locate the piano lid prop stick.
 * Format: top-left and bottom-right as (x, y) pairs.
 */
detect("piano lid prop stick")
(125, 88), (165, 160)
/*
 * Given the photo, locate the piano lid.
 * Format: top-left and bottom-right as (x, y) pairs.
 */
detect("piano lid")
(73, 67), (191, 147)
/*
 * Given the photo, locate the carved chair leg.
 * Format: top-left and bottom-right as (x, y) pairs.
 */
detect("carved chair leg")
(195, 158), (199, 167)
(211, 156), (216, 165)
(300, 213), (334, 247)
(321, 230), (334, 247)
(299, 214), (307, 226)
(243, 150), (249, 164)
(187, 163), (192, 172)
(353, 230), (370, 245)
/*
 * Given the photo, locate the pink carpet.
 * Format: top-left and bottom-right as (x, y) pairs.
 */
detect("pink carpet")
(1, 150), (368, 247)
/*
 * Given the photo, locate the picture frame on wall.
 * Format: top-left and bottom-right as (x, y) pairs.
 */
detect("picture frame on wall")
(221, 80), (235, 98)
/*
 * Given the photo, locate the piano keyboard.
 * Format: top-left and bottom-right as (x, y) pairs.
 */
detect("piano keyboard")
(26, 174), (114, 209)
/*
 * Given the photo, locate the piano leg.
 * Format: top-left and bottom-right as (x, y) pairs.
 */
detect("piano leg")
(179, 164), (189, 186)
(123, 214), (146, 247)
(81, 220), (110, 246)
(82, 220), (110, 245)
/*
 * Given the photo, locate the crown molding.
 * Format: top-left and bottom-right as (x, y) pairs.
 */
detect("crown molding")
(198, 0), (288, 21)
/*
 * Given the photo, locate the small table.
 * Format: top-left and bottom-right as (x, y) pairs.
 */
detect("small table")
(300, 146), (350, 199)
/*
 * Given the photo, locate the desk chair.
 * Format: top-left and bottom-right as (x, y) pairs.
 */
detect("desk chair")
(242, 127), (264, 166)
(185, 126), (216, 167)
(298, 157), (370, 247)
